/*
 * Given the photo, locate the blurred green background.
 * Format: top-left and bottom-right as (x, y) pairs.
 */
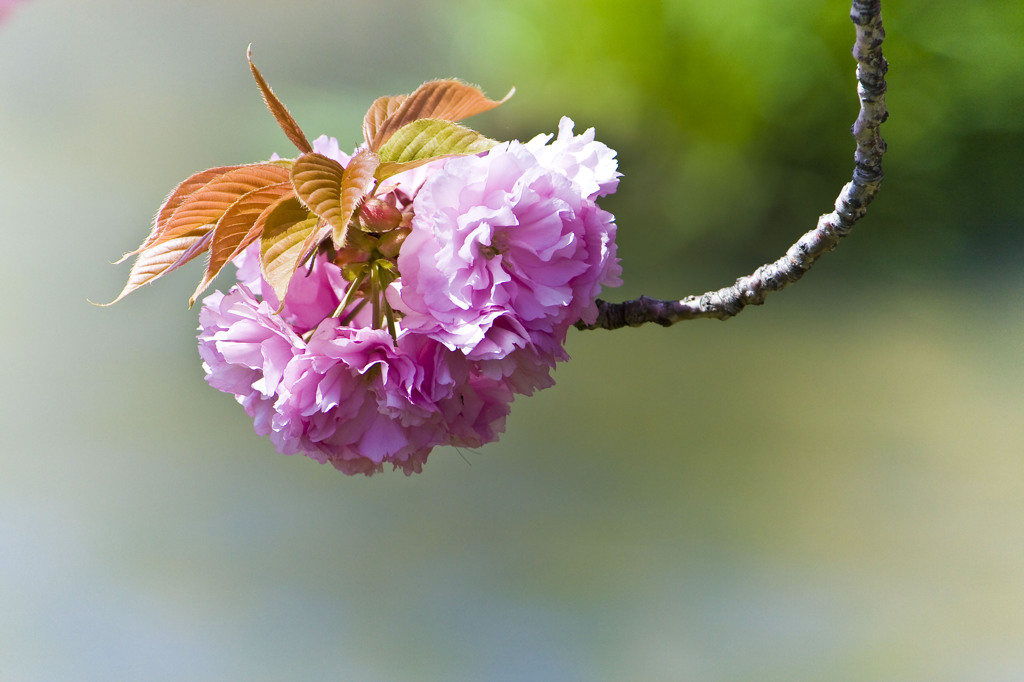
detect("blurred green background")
(2, 0), (1023, 680)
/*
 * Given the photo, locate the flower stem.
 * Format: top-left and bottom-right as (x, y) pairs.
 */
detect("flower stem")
(331, 271), (367, 320)
(339, 298), (369, 326)
(383, 294), (398, 341)
(369, 262), (382, 329)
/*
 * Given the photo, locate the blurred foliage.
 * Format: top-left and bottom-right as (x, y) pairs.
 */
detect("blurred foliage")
(453, 0), (1024, 282)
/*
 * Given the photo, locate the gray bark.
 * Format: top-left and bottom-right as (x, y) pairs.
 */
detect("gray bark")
(577, 0), (888, 331)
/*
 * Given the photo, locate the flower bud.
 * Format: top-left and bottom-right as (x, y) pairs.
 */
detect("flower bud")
(355, 197), (404, 233)
(377, 227), (411, 259)
(334, 246), (370, 269)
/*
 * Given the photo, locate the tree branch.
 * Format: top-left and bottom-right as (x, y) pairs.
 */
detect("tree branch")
(577, 0), (888, 331)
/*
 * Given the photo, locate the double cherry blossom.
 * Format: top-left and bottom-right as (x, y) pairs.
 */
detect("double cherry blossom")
(107, 64), (620, 474)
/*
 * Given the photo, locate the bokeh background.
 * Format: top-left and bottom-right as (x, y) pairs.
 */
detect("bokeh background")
(2, 0), (1023, 679)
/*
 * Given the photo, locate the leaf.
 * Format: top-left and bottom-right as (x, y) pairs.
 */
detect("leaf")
(337, 150), (380, 249)
(377, 118), (497, 163)
(290, 149), (380, 250)
(248, 45), (313, 154)
(369, 79), (513, 150)
(373, 157), (448, 182)
(152, 163), (291, 254)
(99, 235), (206, 307)
(116, 165), (242, 264)
(294, 222), (333, 271)
(290, 152), (346, 232)
(259, 197), (320, 304)
(362, 95), (407, 148)
(375, 119), (497, 180)
(100, 164), (291, 305)
(188, 181), (294, 306)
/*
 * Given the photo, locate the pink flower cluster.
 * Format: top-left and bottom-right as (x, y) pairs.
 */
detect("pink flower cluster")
(198, 119), (620, 474)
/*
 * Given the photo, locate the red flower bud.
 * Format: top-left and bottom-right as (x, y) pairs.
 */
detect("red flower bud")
(355, 197), (404, 233)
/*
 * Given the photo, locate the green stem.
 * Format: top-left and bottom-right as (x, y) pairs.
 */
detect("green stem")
(382, 295), (398, 341)
(370, 262), (382, 329)
(339, 298), (369, 326)
(331, 270), (367, 320)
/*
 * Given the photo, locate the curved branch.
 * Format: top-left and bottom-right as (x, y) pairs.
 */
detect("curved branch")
(577, 0), (888, 331)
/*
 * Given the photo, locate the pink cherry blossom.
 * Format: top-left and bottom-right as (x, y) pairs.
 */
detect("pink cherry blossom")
(197, 285), (306, 440)
(196, 119), (620, 474)
(524, 116), (621, 199)
(392, 119), (621, 360)
(198, 286), (516, 475)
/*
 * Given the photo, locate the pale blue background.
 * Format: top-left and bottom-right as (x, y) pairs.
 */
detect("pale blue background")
(2, 1), (1023, 680)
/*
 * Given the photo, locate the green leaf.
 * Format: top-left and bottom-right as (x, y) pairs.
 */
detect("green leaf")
(375, 119), (497, 180)
(189, 181), (293, 306)
(369, 79), (513, 150)
(293, 222), (333, 272)
(259, 197), (320, 305)
(100, 164), (291, 305)
(377, 119), (497, 162)
(248, 45), (313, 155)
